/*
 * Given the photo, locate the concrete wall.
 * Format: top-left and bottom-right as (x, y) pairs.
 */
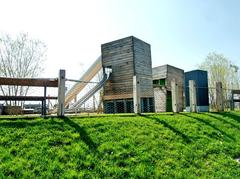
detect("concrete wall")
(153, 64), (184, 112)
(154, 87), (167, 112)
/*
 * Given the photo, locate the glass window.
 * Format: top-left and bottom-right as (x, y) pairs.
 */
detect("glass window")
(160, 79), (166, 86)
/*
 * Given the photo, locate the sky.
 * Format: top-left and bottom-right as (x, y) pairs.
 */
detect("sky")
(0, 0), (240, 80)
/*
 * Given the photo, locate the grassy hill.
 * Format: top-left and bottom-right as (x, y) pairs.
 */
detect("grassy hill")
(0, 112), (240, 178)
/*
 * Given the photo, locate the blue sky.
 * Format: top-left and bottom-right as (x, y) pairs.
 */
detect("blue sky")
(0, 0), (240, 78)
(103, 0), (240, 69)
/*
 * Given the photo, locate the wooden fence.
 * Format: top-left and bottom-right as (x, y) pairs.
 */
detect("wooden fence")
(0, 69), (65, 116)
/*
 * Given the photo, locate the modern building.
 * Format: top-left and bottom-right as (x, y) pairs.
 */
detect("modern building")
(152, 65), (184, 112)
(101, 36), (154, 113)
(185, 70), (209, 112)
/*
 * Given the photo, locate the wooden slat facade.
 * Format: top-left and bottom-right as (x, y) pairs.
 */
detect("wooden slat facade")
(101, 36), (154, 101)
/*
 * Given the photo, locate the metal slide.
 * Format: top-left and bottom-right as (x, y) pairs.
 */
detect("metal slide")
(70, 72), (111, 109)
(64, 56), (102, 107)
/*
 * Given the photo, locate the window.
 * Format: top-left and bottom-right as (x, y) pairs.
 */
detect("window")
(104, 101), (114, 113)
(141, 98), (154, 113)
(153, 80), (160, 85)
(160, 79), (166, 86)
(116, 101), (125, 113)
(126, 100), (134, 113)
(153, 79), (166, 86)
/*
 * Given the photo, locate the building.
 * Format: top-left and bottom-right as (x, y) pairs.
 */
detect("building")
(101, 36), (154, 113)
(185, 70), (209, 112)
(152, 65), (184, 112)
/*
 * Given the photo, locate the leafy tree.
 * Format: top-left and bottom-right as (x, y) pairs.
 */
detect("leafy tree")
(0, 33), (47, 106)
(198, 52), (239, 109)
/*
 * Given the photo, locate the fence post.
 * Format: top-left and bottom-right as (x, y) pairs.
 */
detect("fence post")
(43, 85), (47, 116)
(189, 80), (197, 112)
(230, 90), (234, 111)
(57, 69), (65, 117)
(216, 82), (224, 112)
(171, 79), (179, 113)
(133, 75), (141, 114)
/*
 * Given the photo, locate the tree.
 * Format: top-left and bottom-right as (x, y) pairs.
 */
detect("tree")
(198, 52), (239, 109)
(0, 33), (47, 106)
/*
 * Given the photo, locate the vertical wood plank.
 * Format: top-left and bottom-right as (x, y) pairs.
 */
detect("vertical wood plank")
(171, 79), (179, 113)
(189, 80), (197, 112)
(133, 75), (141, 114)
(58, 69), (66, 117)
(216, 82), (224, 112)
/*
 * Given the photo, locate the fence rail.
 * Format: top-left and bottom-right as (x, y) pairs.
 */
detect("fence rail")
(64, 78), (240, 114)
(1, 71), (239, 116)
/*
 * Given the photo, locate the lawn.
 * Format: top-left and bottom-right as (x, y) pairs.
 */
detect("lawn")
(0, 112), (240, 178)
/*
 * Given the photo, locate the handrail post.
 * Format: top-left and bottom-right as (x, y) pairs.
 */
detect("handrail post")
(57, 69), (66, 117)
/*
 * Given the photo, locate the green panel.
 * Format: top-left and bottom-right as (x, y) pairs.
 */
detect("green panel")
(160, 79), (166, 86)
(166, 91), (172, 112)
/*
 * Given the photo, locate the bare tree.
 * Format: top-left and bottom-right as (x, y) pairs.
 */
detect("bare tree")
(198, 52), (239, 109)
(0, 33), (47, 106)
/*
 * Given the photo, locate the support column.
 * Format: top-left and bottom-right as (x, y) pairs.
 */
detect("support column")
(57, 69), (66, 117)
(41, 100), (44, 116)
(93, 95), (96, 112)
(42, 85), (47, 116)
(124, 100), (127, 113)
(230, 90), (234, 111)
(216, 82), (224, 112)
(133, 75), (141, 114)
(189, 80), (197, 112)
(171, 79), (179, 113)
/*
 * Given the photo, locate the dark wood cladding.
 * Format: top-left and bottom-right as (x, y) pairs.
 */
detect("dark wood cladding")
(133, 37), (153, 97)
(101, 36), (153, 100)
(0, 96), (58, 101)
(0, 77), (58, 87)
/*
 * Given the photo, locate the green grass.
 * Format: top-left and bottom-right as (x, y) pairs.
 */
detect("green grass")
(1, 112), (240, 178)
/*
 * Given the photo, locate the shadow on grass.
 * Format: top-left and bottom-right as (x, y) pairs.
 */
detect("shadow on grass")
(203, 113), (240, 130)
(0, 116), (66, 128)
(62, 117), (98, 151)
(180, 113), (235, 141)
(0, 120), (43, 128)
(216, 112), (240, 123)
(141, 115), (192, 143)
(0, 116), (39, 121)
(65, 113), (138, 119)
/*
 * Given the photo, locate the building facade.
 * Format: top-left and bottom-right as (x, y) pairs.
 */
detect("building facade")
(153, 65), (184, 112)
(101, 36), (154, 113)
(185, 70), (209, 112)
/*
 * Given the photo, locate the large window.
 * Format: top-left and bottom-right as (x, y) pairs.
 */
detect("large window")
(141, 97), (154, 113)
(104, 101), (114, 113)
(126, 100), (134, 113)
(116, 101), (125, 113)
(153, 79), (166, 86)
